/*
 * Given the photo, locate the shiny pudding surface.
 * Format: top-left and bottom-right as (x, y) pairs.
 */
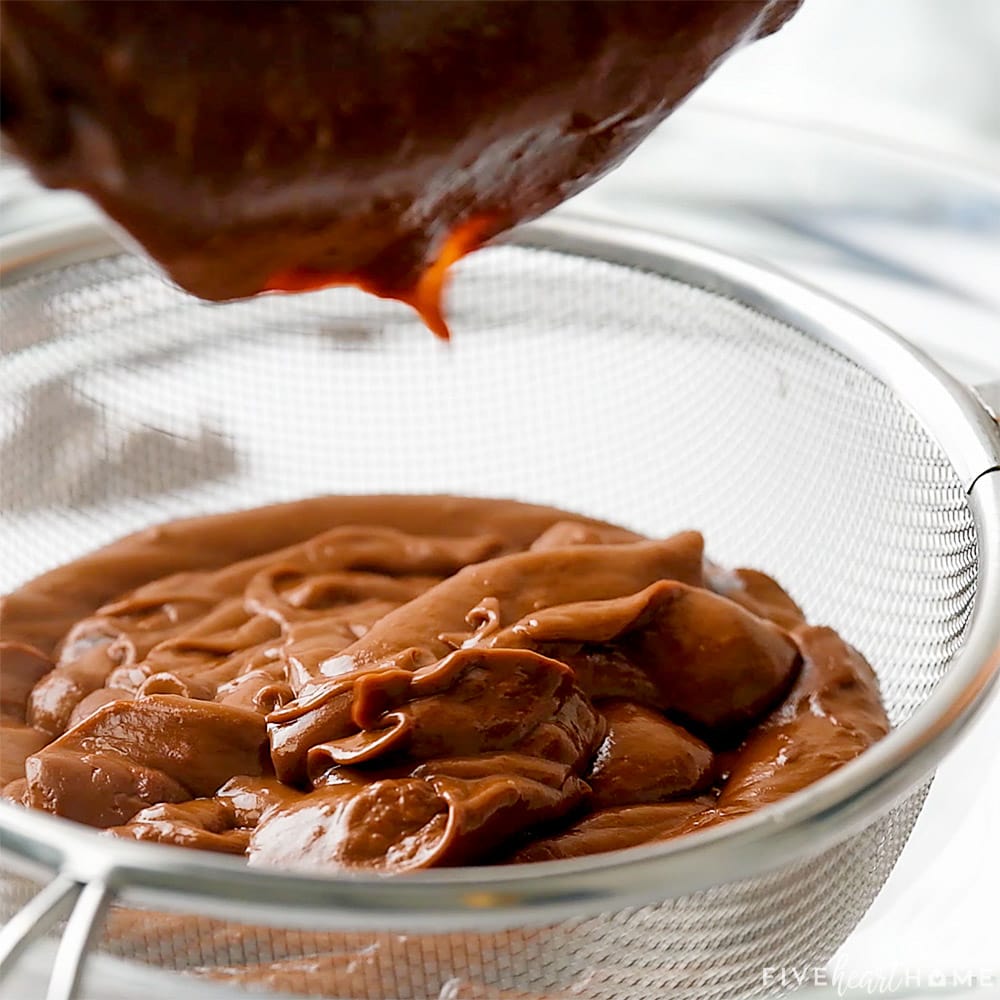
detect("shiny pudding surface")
(0, 495), (888, 871)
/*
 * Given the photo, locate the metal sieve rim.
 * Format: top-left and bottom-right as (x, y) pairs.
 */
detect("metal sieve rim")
(0, 215), (998, 932)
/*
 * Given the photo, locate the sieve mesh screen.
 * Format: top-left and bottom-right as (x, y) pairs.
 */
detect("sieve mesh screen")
(0, 240), (980, 998)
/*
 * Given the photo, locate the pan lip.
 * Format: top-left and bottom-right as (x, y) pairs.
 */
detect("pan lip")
(1, 213), (999, 929)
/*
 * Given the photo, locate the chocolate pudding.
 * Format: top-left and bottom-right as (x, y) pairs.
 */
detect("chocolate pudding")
(1, 0), (799, 335)
(0, 495), (889, 871)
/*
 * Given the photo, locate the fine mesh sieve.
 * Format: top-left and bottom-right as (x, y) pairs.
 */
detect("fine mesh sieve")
(0, 215), (998, 1000)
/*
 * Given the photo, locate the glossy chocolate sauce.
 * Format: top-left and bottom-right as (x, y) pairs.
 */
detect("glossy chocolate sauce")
(1, 0), (799, 336)
(0, 496), (889, 871)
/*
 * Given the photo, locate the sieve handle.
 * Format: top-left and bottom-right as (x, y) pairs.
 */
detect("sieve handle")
(0, 873), (112, 1000)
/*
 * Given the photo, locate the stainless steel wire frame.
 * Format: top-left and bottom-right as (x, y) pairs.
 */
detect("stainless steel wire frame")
(0, 215), (998, 1000)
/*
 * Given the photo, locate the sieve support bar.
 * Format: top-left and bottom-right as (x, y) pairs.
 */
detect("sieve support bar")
(44, 879), (112, 1000)
(0, 874), (81, 984)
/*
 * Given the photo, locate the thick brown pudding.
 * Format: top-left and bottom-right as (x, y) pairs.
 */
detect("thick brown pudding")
(1, 1), (800, 336)
(0, 495), (889, 871)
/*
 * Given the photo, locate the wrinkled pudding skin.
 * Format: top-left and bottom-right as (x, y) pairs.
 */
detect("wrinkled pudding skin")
(1, 1), (799, 333)
(0, 495), (889, 872)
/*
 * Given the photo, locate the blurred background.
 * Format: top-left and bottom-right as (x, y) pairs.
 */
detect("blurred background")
(699, 0), (1000, 156)
(567, 0), (1000, 385)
